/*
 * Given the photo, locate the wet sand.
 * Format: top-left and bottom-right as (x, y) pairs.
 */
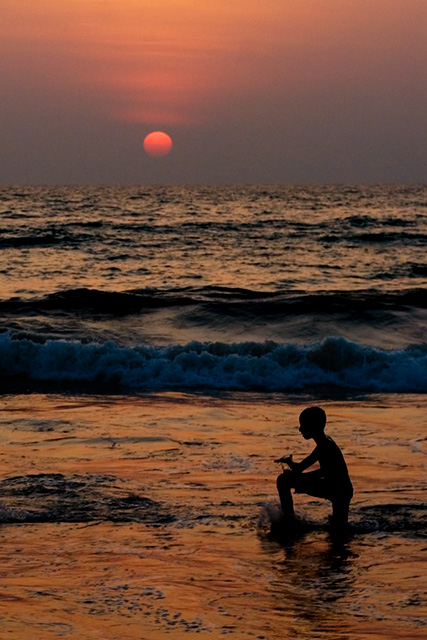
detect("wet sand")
(0, 393), (425, 639)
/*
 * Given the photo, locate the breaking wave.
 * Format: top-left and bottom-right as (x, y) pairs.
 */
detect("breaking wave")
(0, 332), (426, 392)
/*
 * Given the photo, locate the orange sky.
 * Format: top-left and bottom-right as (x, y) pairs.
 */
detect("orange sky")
(1, 0), (426, 183)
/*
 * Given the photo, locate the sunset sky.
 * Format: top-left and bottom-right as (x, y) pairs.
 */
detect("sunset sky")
(1, 0), (426, 184)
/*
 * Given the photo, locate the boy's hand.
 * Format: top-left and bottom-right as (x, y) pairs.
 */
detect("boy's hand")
(275, 454), (293, 465)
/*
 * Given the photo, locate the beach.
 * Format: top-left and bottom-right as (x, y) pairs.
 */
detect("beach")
(2, 0), (427, 630)
(0, 184), (426, 638)
(0, 391), (425, 639)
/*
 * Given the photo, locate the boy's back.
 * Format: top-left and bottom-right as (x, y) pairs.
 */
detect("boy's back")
(314, 434), (353, 497)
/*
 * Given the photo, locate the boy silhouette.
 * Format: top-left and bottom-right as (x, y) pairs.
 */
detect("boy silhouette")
(275, 407), (353, 526)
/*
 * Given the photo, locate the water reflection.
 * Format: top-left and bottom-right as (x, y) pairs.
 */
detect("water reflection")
(259, 529), (356, 639)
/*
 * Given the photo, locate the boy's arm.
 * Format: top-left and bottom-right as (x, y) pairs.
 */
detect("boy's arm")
(297, 448), (318, 472)
(275, 448), (318, 472)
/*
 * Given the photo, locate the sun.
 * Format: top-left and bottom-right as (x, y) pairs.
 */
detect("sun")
(143, 131), (173, 157)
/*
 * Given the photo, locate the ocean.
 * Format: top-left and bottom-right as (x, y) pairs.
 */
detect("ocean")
(0, 184), (426, 639)
(1, 184), (426, 392)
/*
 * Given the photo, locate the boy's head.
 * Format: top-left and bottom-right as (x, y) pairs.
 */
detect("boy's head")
(299, 406), (326, 439)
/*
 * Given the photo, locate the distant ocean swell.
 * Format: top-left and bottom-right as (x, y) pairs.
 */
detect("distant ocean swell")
(1, 230), (427, 250)
(1, 286), (426, 315)
(1, 333), (426, 393)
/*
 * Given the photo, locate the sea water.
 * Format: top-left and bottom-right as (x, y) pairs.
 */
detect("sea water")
(0, 184), (426, 391)
(0, 184), (426, 639)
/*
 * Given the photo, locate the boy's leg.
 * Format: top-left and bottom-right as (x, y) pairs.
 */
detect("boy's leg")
(277, 470), (330, 517)
(331, 498), (350, 526)
(276, 470), (295, 515)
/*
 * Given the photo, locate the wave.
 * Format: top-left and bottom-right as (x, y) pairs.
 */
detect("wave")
(374, 262), (427, 280)
(339, 215), (417, 228)
(0, 333), (426, 392)
(1, 286), (426, 317)
(0, 230), (92, 249)
(321, 231), (427, 244)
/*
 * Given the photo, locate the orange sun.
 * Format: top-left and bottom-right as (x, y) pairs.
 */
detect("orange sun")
(143, 131), (173, 157)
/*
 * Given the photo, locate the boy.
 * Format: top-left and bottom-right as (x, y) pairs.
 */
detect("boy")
(275, 406), (353, 526)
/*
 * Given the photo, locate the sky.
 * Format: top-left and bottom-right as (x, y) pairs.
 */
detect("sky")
(1, 0), (426, 184)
